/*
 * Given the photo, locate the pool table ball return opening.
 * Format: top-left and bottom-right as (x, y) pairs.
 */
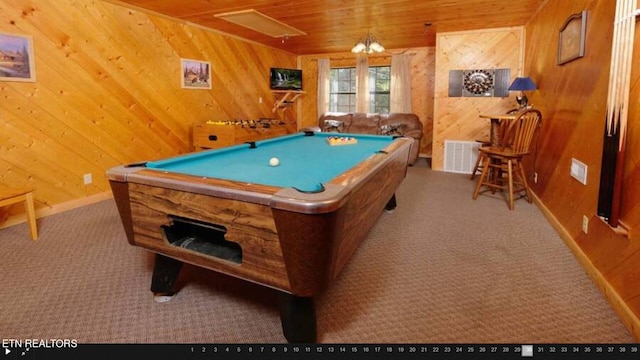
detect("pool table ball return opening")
(107, 131), (413, 343)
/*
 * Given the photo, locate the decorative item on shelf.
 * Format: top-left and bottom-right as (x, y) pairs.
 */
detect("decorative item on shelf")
(351, 32), (385, 54)
(508, 77), (537, 108)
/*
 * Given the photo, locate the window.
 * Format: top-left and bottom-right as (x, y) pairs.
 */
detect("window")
(329, 66), (391, 114)
(368, 66), (390, 114)
(329, 68), (356, 113)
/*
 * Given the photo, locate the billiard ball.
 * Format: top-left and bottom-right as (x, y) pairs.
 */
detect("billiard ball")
(269, 157), (280, 167)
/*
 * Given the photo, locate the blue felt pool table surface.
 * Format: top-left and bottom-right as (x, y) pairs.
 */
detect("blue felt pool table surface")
(146, 132), (395, 192)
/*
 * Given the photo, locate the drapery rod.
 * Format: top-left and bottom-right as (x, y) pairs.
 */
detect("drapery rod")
(308, 52), (417, 61)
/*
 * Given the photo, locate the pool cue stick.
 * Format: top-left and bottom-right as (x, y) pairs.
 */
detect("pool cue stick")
(608, 0), (622, 134)
(597, 0), (637, 226)
(598, 1), (622, 221)
(609, 0), (637, 226)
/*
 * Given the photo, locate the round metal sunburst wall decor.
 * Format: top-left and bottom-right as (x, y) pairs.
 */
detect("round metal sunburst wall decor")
(463, 70), (495, 95)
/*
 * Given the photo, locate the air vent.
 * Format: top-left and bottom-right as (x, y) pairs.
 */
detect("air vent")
(444, 140), (480, 174)
(215, 9), (306, 38)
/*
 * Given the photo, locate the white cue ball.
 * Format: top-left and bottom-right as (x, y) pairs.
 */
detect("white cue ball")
(269, 157), (280, 167)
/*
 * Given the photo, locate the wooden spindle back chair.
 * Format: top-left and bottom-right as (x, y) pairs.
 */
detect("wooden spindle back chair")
(470, 108), (521, 180)
(472, 109), (542, 210)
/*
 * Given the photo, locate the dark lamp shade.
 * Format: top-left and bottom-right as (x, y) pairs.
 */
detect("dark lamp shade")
(508, 77), (537, 91)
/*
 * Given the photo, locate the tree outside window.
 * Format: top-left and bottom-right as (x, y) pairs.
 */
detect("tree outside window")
(329, 66), (390, 113)
(368, 66), (390, 114)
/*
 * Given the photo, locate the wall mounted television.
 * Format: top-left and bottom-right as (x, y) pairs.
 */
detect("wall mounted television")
(270, 68), (303, 91)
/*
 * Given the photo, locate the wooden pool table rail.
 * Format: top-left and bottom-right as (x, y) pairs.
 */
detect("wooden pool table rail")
(107, 135), (412, 342)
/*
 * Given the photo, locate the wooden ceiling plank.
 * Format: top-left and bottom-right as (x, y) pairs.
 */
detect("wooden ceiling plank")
(105, 0), (546, 54)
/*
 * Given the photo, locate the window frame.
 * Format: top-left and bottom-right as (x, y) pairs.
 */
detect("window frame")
(328, 65), (391, 114)
(368, 66), (391, 114)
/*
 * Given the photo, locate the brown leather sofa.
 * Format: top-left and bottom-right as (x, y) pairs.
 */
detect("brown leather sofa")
(316, 112), (423, 165)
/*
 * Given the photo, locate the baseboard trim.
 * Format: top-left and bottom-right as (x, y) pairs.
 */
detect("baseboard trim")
(532, 192), (640, 341)
(0, 191), (113, 230)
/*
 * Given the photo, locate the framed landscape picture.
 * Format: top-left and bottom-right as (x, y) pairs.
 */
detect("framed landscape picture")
(558, 11), (587, 65)
(181, 58), (211, 89)
(0, 32), (36, 82)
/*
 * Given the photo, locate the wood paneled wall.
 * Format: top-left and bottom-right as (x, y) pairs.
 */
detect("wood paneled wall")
(0, 0), (296, 223)
(2, 0), (638, 341)
(298, 48), (435, 157)
(432, 27), (524, 171)
(524, 0), (640, 338)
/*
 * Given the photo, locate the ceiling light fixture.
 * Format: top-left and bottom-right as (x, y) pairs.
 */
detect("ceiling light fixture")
(351, 32), (385, 54)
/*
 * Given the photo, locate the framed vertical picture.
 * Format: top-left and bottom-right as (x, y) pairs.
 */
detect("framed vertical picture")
(558, 11), (587, 65)
(0, 32), (36, 82)
(181, 58), (211, 89)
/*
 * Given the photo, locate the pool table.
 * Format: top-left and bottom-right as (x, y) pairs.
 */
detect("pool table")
(107, 131), (412, 342)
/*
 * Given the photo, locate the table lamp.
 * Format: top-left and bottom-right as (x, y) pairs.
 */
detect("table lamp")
(508, 77), (537, 108)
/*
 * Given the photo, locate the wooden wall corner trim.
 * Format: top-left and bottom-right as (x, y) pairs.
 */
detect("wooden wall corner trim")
(532, 192), (640, 341)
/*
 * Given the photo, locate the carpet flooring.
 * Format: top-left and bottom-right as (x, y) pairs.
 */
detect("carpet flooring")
(0, 161), (634, 343)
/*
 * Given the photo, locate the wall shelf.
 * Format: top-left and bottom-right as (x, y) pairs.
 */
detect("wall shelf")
(272, 90), (305, 113)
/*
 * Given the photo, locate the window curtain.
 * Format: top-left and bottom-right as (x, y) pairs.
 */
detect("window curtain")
(317, 58), (330, 119)
(390, 54), (412, 113)
(355, 56), (369, 113)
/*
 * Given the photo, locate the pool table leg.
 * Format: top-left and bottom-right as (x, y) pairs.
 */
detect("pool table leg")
(278, 293), (317, 343)
(384, 193), (397, 212)
(150, 254), (183, 300)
